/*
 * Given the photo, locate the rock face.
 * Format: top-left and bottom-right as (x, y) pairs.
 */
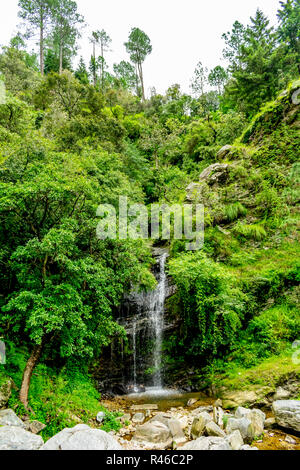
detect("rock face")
(181, 436), (231, 451)
(0, 426), (44, 450)
(191, 411), (213, 439)
(217, 145), (232, 160)
(199, 163), (230, 185)
(272, 400), (300, 432)
(0, 379), (12, 409)
(41, 424), (122, 450)
(0, 409), (25, 428)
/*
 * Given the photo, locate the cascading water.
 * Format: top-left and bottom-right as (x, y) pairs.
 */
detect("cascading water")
(148, 253), (167, 388)
(118, 250), (168, 391)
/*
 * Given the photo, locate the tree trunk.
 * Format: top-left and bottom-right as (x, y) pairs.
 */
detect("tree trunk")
(139, 63), (145, 101)
(59, 38), (63, 75)
(19, 343), (43, 409)
(40, 23), (44, 76)
(101, 44), (104, 91)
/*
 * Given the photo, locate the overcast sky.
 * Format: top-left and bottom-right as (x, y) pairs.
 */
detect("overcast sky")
(1, 0), (281, 95)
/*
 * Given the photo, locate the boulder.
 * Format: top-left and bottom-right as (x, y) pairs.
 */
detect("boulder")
(186, 182), (202, 202)
(132, 412), (145, 424)
(181, 436), (231, 451)
(132, 420), (172, 450)
(235, 407), (265, 437)
(226, 430), (244, 450)
(292, 88), (300, 105)
(213, 406), (224, 428)
(272, 400), (300, 432)
(240, 444), (259, 451)
(24, 420), (46, 434)
(217, 145), (232, 160)
(187, 398), (197, 407)
(222, 390), (260, 409)
(285, 435), (296, 445)
(41, 424), (122, 450)
(147, 413), (187, 445)
(273, 386), (291, 401)
(0, 409), (25, 428)
(191, 411), (213, 439)
(264, 417), (276, 429)
(226, 417), (255, 443)
(0, 426), (44, 450)
(96, 411), (106, 423)
(205, 421), (226, 438)
(0, 379), (12, 409)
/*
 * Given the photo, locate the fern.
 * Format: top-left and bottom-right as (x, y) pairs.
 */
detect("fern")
(225, 202), (247, 222)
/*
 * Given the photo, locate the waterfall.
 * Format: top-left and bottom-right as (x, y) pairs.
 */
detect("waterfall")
(119, 250), (168, 391)
(148, 252), (167, 389)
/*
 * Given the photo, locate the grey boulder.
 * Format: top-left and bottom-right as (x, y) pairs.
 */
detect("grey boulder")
(181, 436), (231, 451)
(0, 409), (25, 428)
(272, 400), (300, 432)
(0, 425), (44, 450)
(41, 424), (122, 450)
(226, 417), (254, 443)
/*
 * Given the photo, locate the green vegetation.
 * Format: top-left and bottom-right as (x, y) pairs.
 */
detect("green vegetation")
(0, 0), (299, 440)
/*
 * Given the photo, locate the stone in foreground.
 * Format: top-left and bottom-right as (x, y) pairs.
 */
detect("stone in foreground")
(181, 436), (231, 451)
(0, 426), (44, 450)
(0, 409), (25, 428)
(272, 400), (300, 432)
(41, 424), (122, 450)
(226, 430), (244, 450)
(132, 420), (172, 449)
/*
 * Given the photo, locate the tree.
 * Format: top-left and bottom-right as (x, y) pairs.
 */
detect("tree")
(277, 0), (300, 72)
(89, 30), (111, 88)
(223, 9), (289, 116)
(125, 28), (152, 101)
(75, 56), (89, 84)
(208, 66), (228, 95)
(222, 20), (246, 70)
(190, 61), (208, 97)
(113, 61), (137, 90)
(51, 0), (84, 74)
(18, 0), (54, 76)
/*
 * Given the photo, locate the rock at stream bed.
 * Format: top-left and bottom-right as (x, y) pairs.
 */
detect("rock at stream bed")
(132, 412), (145, 424)
(132, 420), (172, 450)
(235, 407), (265, 437)
(226, 430), (244, 450)
(272, 400), (300, 432)
(181, 436), (231, 451)
(24, 420), (46, 434)
(41, 424), (122, 450)
(191, 411), (213, 439)
(226, 417), (255, 444)
(205, 421), (226, 438)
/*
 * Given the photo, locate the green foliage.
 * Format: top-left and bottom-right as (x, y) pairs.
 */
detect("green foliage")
(234, 222), (267, 241)
(224, 202), (247, 221)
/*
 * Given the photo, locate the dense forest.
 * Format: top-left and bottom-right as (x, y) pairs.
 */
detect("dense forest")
(0, 0), (299, 448)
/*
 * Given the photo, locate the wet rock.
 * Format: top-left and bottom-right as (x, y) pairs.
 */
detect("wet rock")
(213, 399), (223, 408)
(41, 424), (122, 450)
(213, 406), (224, 428)
(205, 421), (226, 438)
(0, 426), (44, 450)
(0, 409), (25, 428)
(132, 412), (145, 424)
(130, 404), (158, 411)
(191, 412), (213, 439)
(181, 436), (231, 451)
(272, 400), (300, 432)
(222, 390), (260, 409)
(226, 430), (244, 450)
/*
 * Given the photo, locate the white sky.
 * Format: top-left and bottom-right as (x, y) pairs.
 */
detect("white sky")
(1, 0), (281, 95)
